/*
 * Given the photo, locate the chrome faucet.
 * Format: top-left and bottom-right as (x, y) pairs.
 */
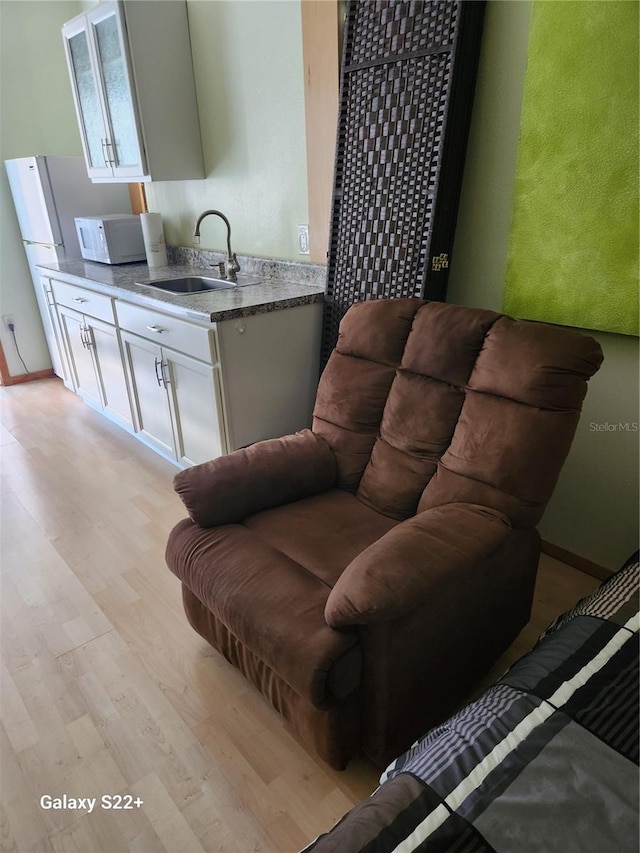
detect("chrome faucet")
(193, 209), (241, 282)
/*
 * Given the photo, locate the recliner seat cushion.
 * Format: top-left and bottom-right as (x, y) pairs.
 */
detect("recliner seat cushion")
(167, 490), (398, 708)
(167, 518), (359, 707)
(244, 488), (399, 587)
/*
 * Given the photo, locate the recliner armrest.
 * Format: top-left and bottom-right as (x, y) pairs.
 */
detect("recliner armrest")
(174, 429), (338, 527)
(325, 503), (512, 627)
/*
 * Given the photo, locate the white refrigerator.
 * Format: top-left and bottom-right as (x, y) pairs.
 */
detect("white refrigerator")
(4, 155), (131, 380)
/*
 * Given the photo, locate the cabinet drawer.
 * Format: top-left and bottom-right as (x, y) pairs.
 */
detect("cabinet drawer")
(52, 279), (116, 324)
(116, 301), (216, 363)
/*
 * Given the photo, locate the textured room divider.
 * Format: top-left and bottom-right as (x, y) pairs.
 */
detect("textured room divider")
(322, 0), (485, 363)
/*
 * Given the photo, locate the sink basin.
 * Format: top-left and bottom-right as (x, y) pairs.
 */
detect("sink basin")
(136, 273), (263, 294)
(137, 276), (234, 294)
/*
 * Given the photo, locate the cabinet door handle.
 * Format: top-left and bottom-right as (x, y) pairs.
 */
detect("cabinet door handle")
(154, 356), (163, 387)
(105, 138), (117, 166)
(82, 325), (94, 349)
(146, 325), (164, 333)
(160, 360), (170, 389)
(101, 138), (116, 167)
(72, 297), (87, 303)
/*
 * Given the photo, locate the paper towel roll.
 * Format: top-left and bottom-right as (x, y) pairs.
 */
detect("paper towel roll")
(140, 212), (168, 268)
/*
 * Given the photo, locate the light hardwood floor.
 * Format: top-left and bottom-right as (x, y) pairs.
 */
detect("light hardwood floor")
(0, 378), (600, 853)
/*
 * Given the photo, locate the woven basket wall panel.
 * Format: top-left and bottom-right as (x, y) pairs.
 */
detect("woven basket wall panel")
(348, 0), (459, 67)
(322, 0), (484, 363)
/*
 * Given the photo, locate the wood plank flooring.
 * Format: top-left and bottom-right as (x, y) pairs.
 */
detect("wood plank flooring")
(0, 378), (600, 853)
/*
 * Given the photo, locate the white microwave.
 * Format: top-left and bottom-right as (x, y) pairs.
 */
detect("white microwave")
(75, 214), (146, 264)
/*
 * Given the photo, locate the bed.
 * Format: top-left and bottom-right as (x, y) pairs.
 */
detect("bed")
(303, 554), (639, 853)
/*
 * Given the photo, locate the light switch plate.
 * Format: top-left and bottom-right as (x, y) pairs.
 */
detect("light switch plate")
(297, 224), (310, 255)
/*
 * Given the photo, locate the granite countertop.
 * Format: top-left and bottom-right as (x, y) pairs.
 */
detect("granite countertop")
(36, 253), (326, 324)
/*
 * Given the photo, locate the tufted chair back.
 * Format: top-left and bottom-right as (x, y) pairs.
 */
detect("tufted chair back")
(313, 298), (603, 527)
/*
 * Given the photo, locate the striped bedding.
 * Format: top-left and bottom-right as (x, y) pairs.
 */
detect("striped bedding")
(304, 555), (639, 853)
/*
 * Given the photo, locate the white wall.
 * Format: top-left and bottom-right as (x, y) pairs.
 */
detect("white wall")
(0, 0), (84, 376)
(146, 0), (309, 260)
(448, 1), (639, 570)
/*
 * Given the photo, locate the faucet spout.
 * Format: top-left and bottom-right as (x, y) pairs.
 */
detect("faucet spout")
(193, 209), (241, 282)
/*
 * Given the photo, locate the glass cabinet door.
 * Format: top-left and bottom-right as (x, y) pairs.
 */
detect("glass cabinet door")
(62, 15), (113, 180)
(67, 29), (106, 172)
(90, 3), (144, 175)
(62, 1), (147, 181)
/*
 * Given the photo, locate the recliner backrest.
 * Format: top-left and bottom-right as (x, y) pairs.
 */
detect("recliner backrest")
(312, 298), (603, 527)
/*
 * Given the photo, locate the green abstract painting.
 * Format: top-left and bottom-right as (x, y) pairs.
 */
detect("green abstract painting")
(503, 1), (638, 336)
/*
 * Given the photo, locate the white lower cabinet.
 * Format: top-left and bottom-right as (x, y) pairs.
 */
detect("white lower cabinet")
(121, 330), (226, 467)
(58, 305), (133, 429)
(169, 349), (226, 467)
(43, 270), (322, 470)
(39, 276), (73, 389)
(58, 306), (101, 407)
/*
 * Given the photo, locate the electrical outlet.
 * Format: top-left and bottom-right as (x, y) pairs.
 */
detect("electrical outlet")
(2, 314), (15, 332)
(297, 224), (310, 255)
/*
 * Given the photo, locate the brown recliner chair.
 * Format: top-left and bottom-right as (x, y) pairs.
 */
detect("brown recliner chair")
(166, 298), (603, 769)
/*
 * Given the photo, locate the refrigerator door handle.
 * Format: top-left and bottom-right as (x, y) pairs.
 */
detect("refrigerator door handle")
(23, 239), (63, 249)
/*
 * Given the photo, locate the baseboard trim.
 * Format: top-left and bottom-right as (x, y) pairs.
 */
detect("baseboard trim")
(541, 540), (612, 581)
(0, 339), (57, 386)
(1, 367), (56, 387)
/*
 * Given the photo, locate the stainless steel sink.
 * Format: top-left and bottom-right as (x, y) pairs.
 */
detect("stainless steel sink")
(136, 273), (262, 294)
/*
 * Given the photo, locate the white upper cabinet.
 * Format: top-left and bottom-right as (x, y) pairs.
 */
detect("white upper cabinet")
(62, 1), (204, 183)
(63, 3), (144, 181)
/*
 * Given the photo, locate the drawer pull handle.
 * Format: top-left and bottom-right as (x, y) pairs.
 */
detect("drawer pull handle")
(72, 297), (87, 303)
(146, 325), (164, 333)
